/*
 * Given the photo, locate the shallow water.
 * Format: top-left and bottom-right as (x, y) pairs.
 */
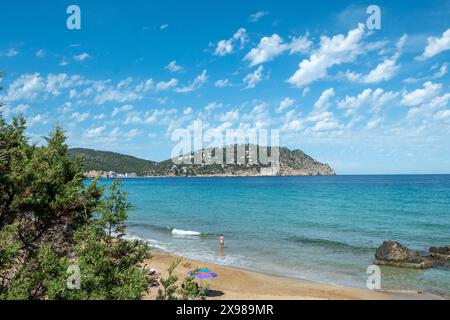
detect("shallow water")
(96, 175), (450, 296)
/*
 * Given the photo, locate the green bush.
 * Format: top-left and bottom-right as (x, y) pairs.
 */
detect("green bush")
(0, 73), (205, 300)
(0, 96), (151, 299)
(157, 259), (208, 300)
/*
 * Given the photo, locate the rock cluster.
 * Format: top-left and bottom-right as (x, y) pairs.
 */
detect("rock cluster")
(429, 246), (450, 260)
(374, 241), (433, 269)
(374, 241), (450, 269)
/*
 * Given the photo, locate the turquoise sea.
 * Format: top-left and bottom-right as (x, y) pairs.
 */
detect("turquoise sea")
(97, 175), (450, 297)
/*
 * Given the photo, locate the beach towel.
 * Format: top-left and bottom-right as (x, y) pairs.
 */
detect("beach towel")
(188, 268), (218, 279)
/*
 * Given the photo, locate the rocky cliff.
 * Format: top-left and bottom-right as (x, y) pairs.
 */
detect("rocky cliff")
(69, 145), (335, 177)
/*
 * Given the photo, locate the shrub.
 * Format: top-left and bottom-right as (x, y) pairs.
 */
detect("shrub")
(0, 102), (151, 299)
(156, 259), (208, 300)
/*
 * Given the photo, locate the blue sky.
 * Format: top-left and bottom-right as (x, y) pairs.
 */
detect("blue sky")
(1, 0), (449, 174)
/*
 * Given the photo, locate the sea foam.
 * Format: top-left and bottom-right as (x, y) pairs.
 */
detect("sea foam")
(172, 228), (202, 236)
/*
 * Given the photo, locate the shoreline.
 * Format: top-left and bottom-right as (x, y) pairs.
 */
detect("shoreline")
(87, 174), (337, 179)
(88, 173), (450, 180)
(144, 251), (445, 300)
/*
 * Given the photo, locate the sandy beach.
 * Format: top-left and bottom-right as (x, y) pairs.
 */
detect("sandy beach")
(144, 252), (443, 300)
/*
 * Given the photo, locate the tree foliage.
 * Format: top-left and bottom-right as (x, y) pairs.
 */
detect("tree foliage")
(156, 259), (208, 300)
(0, 77), (205, 300)
(0, 104), (151, 299)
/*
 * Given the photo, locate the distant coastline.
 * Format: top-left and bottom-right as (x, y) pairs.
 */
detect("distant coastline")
(84, 170), (337, 179)
(87, 173), (450, 179)
(70, 144), (336, 178)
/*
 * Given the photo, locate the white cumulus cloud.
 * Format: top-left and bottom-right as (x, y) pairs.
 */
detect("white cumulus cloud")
(249, 11), (269, 23)
(175, 70), (207, 93)
(214, 28), (248, 56)
(36, 49), (46, 58)
(71, 112), (90, 122)
(112, 104), (133, 117)
(85, 125), (106, 138)
(215, 79), (231, 88)
(314, 88), (335, 110)
(359, 34), (407, 84)
(338, 88), (399, 115)
(244, 34), (312, 67)
(417, 28), (450, 60)
(287, 24), (366, 87)
(277, 97), (295, 113)
(165, 60), (183, 73)
(74, 52), (91, 62)
(156, 78), (179, 91)
(244, 34), (288, 67)
(243, 66), (264, 89)
(401, 81), (442, 106)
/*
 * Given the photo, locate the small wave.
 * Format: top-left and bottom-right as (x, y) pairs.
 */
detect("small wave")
(124, 233), (168, 251)
(172, 229), (202, 237)
(127, 222), (172, 233)
(127, 222), (209, 238)
(287, 235), (374, 253)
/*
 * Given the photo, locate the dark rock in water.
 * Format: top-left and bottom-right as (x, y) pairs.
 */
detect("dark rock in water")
(375, 241), (411, 261)
(374, 241), (433, 269)
(429, 246), (450, 260)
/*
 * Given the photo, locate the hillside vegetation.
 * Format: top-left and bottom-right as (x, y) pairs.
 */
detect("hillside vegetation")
(68, 145), (335, 177)
(68, 148), (157, 176)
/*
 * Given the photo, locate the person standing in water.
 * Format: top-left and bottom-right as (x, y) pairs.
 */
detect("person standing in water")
(219, 234), (225, 247)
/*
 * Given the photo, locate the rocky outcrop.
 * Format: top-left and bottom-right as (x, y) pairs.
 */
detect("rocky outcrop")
(71, 145), (336, 177)
(374, 241), (433, 269)
(429, 246), (450, 260)
(278, 148), (335, 176)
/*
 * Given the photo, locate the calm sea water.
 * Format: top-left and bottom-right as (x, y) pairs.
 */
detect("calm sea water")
(97, 175), (450, 296)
